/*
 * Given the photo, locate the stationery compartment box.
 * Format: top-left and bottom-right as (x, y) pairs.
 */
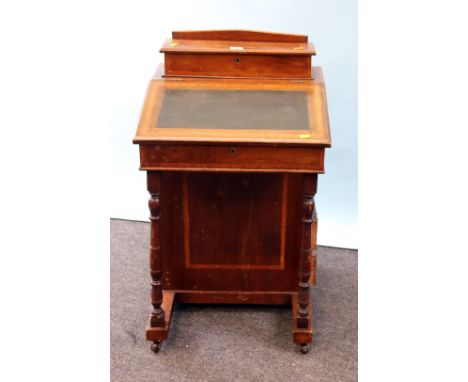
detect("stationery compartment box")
(160, 30), (316, 79)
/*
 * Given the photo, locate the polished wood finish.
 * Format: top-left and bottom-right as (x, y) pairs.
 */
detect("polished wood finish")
(311, 209), (318, 285)
(161, 30), (315, 79)
(292, 293), (313, 353)
(161, 39), (315, 55)
(172, 30), (309, 43)
(133, 68), (331, 147)
(297, 174), (317, 329)
(164, 53), (311, 79)
(146, 290), (176, 353)
(175, 290), (293, 305)
(159, 172), (301, 292)
(147, 171), (165, 327)
(133, 30), (331, 354)
(139, 144), (325, 173)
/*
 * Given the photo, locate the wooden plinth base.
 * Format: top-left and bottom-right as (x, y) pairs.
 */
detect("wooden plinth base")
(291, 293), (313, 352)
(146, 290), (313, 353)
(146, 290), (176, 342)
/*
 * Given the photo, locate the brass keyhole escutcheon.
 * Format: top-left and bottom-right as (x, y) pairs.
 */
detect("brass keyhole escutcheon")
(235, 57), (240, 64)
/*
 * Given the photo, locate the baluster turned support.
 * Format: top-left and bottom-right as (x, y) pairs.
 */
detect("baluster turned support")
(310, 208), (318, 285)
(297, 174), (317, 329)
(147, 171), (165, 327)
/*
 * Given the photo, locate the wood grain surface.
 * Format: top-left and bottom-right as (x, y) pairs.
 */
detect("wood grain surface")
(172, 29), (309, 43)
(135, 30), (329, 352)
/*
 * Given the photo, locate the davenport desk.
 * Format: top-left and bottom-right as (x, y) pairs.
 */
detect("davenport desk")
(133, 30), (331, 354)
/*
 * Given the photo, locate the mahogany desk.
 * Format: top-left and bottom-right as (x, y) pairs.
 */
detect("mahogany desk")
(133, 30), (331, 354)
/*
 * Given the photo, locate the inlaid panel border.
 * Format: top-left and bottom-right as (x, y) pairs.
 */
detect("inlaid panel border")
(182, 173), (288, 270)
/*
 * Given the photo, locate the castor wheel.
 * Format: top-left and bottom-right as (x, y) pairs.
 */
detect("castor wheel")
(300, 344), (309, 354)
(151, 341), (162, 353)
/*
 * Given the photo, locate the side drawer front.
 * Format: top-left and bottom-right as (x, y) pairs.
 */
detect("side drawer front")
(164, 53), (311, 79)
(139, 145), (324, 173)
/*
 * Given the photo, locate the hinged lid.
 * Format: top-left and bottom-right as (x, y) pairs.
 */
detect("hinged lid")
(160, 30), (316, 56)
(133, 66), (330, 147)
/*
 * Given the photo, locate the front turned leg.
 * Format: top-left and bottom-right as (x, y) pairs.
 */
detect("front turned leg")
(147, 171), (165, 328)
(296, 174), (317, 331)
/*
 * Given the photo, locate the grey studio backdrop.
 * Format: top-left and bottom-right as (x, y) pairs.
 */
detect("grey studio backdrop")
(110, 0), (357, 248)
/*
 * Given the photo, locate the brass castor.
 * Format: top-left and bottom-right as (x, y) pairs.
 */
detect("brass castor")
(300, 344), (309, 354)
(151, 341), (162, 353)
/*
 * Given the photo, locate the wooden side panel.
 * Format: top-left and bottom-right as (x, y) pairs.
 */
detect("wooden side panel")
(184, 173), (284, 269)
(160, 172), (303, 292)
(164, 53), (311, 79)
(140, 145), (325, 173)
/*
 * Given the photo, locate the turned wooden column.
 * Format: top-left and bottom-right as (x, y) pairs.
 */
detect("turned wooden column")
(310, 209), (318, 285)
(147, 171), (165, 327)
(297, 173), (317, 329)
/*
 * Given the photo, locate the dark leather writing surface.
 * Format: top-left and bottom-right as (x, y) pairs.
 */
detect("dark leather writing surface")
(157, 89), (309, 130)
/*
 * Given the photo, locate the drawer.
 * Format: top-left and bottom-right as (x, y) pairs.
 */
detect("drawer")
(139, 144), (324, 173)
(164, 53), (311, 79)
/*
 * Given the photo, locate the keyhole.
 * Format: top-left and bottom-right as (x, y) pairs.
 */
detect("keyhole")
(230, 147), (236, 154)
(235, 57), (240, 64)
